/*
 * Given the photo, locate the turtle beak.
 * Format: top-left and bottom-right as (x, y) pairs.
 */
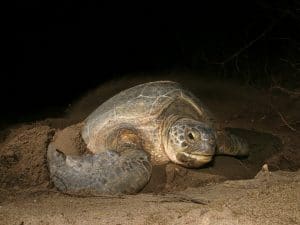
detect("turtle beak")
(195, 141), (216, 156)
(176, 151), (213, 168)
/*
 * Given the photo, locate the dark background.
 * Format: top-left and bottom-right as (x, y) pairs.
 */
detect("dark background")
(3, 1), (300, 123)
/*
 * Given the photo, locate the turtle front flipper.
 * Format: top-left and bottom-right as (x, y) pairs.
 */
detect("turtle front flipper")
(47, 143), (152, 195)
(216, 130), (249, 157)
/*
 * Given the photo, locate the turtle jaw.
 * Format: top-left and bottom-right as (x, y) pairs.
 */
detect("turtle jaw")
(176, 152), (213, 168)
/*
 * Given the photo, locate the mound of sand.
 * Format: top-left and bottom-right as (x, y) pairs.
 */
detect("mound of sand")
(0, 124), (54, 189)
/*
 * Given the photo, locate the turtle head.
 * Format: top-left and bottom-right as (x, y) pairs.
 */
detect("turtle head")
(164, 118), (216, 168)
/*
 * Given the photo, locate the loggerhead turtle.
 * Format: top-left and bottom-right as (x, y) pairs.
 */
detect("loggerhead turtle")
(47, 81), (249, 195)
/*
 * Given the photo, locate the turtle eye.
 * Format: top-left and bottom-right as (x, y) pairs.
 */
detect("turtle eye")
(188, 132), (194, 140)
(186, 129), (200, 142)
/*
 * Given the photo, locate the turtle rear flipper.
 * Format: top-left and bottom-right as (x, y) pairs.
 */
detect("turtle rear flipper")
(47, 143), (152, 195)
(216, 130), (249, 157)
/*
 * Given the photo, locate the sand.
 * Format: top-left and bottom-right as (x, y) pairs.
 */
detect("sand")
(0, 73), (299, 224)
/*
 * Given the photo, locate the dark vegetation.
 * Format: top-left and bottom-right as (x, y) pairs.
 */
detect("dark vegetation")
(3, 0), (300, 124)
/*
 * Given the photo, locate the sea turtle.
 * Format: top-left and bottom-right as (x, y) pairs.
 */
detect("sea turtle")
(47, 81), (249, 195)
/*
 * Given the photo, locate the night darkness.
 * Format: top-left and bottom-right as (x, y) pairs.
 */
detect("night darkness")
(4, 1), (300, 123)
